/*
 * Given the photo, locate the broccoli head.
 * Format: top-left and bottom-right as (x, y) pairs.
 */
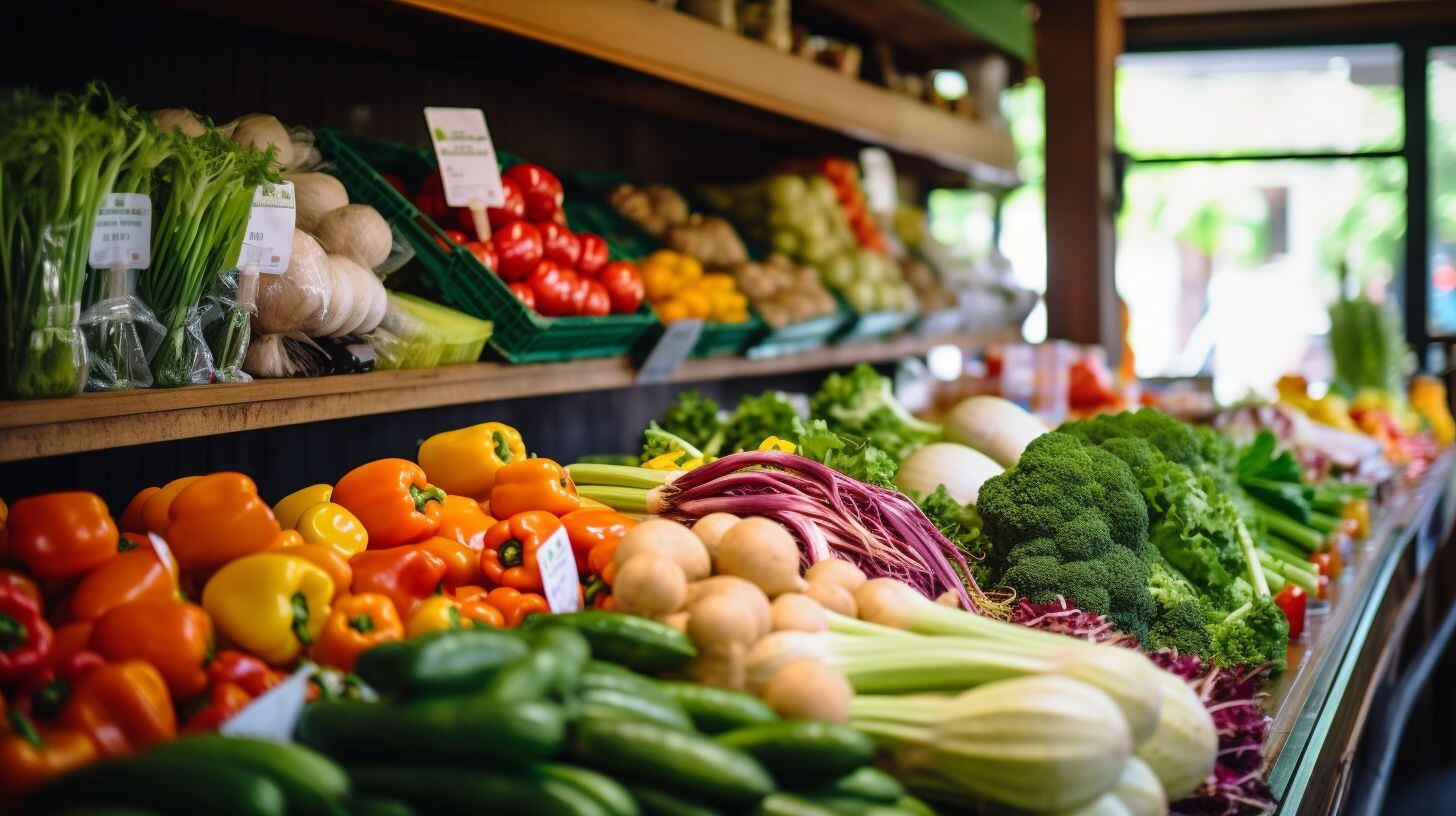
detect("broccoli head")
(1207, 597), (1289, 670)
(977, 432), (1155, 638)
(1059, 409), (1203, 469)
(1146, 561), (1213, 655)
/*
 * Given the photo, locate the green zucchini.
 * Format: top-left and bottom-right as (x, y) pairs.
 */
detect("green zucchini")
(546, 611), (696, 672)
(343, 764), (599, 816)
(149, 734), (348, 816)
(577, 686), (693, 729)
(296, 698), (563, 764)
(27, 755), (287, 816)
(717, 722), (875, 784)
(535, 762), (641, 816)
(656, 681), (778, 733)
(751, 793), (841, 816)
(354, 628), (529, 697)
(795, 767), (903, 804)
(627, 786), (724, 816)
(572, 716), (773, 806)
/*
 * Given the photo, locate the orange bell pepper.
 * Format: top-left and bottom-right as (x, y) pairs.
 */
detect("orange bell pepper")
(489, 458), (580, 518)
(184, 681), (253, 733)
(70, 536), (179, 622)
(88, 602), (214, 700)
(165, 473), (280, 573)
(7, 492), (119, 580)
(141, 476), (201, 535)
(0, 710), (99, 810)
(59, 659), (176, 757)
(48, 622), (93, 669)
(457, 594), (505, 629)
(117, 487), (158, 535)
(480, 511), (562, 592)
(272, 529), (305, 549)
(0, 568), (39, 605)
(311, 593), (404, 673)
(0, 497), (8, 562)
(350, 546), (447, 620)
(277, 544), (352, 602)
(407, 590), (506, 637)
(561, 507), (637, 575)
(417, 537), (479, 589)
(485, 587), (550, 628)
(334, 459), (446, 549)
(435, 494), (495, 553)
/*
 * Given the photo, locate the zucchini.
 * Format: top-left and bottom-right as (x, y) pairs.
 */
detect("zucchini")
(485, 625), (593, 703)
(751, 793), (840, 816)
(572, 717), (774, 806)
(27, 755), (287, 816)
(795, 768), (903, 804)
(577, 686), (693, 730)
(297, 698), (563, 764)
(716, 722), (875, 784)
(547, 611), (696, 672)
(627, 786), (723, 816)
(342, 796), (418, 816)
(344, 764), (599, 816)
(354, 628), (529, 697)
(656, 681), (777, 733)
(535, 762), (641, 816)
(149, 735), (349, 816)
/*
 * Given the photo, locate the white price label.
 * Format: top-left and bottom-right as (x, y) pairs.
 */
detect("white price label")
(236, 181), (296, 274)
(424, 107), (505, 209)
(859, 147), (898, 214)
(219, 664), (316, 741)
(538, 526), (581, 614)
(88, 193), (151, 270)
(637, 319), (705, 384)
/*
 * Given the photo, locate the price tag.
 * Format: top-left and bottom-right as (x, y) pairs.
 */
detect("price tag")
(859, 147), (898, 214)
(637, 319), (705, 384)
(220, 664), (316, 741)
(537, 526), (581, 614)
(235, 181), (296, 274)
(88, 193), (151, 270)
(424, 107), (505, 208)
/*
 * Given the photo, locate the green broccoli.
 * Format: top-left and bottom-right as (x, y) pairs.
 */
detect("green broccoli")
(977, 432), (1156, 638)
(1059, 409), (1204, 469)
(1146, 561), (1213, 655)
(809, 364), (941, 462)
(1207, 596), (1289, 669)
(918, 485), (995, 587)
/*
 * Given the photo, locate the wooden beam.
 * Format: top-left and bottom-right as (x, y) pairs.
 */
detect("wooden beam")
(1037, 0), (1122, 352)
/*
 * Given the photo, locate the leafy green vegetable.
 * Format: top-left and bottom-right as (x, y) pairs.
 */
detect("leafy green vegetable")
(1328, 295), (1407, 399)
(810, 364), (941, 462)
(639, 390), (724, 463)
(791, 418), (898, 488)
(917, 485), (994, 587)
(721, 390), (800, 453)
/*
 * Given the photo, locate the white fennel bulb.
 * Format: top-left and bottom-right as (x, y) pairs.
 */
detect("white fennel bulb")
(944, 396), (1048, 466)
(894, 442), (1002, 505)
(1135, 668), (1218, 800)
(1110, 757), (1167, 816)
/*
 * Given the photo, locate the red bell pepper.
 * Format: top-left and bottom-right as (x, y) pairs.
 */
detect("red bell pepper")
(1274, 584), (1307, 640)
(185, 681), (253, 733)
(0, 588), (53, 684)
(350, 546), (448, 620)
(7, 492), (119, 579)
(206, 650), (285, 698)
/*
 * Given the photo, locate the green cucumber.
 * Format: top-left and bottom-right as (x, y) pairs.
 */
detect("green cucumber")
(627, 786), (724, 816)
(535, 762), (641, 816)
(656, 681), (778, 733)
(572, 716), (774, 806)
(546, 611), (696, 672)
(796, 768), (903, 804)
(27, 755), (287, 816)
(751, 793), (841, 816)
(716, 722), (875, 784)
(354, 628), (529, 697)
(342, 796), (417, 816)
(296, 698), (563, 763)
(149, 734), (348, 816)
(485, 625), (593, 703)
(578, 686), (693, 729)
(344, 764), (598, 816)
(893, 795), (935, 816)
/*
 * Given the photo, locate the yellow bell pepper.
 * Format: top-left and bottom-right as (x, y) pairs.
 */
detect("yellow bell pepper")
(273, 484), (333, 530)
(405, 595), (462, 638)
(295, 502), (369, 558)
(1410, 375), (1454, 445)
(201, 553), (334, 665)
(758, 436), (796, 453)
(418, 422), (528, 502)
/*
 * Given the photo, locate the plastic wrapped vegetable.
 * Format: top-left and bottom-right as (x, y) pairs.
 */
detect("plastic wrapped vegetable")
(366, 292), (492, 370)
(199, 266), (260, 383)
(80, 267), (164, 391)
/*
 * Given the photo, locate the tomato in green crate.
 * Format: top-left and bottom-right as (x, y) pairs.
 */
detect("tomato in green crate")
(493, 221), (544, 280)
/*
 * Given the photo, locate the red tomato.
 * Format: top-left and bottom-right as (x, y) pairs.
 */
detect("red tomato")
(577, 234), (610, 277)
(538, 222), (582, 268)
(380, 172), (408, 197)
(508, 282), (536, 311)
(492, 222), (544, 281)
(597, 262), (645, 314)
(527, 260), (580, 316)
(433, 229), (469, 253)
(488, 177), (527, 228)
(463, 240), (497, 273)
(1274, 584), (1306, 640)
(579, 279), (611, 317)
(570, 276), (591, 314)
(503, 163), (564, 222)
(414, 171), (450, 223)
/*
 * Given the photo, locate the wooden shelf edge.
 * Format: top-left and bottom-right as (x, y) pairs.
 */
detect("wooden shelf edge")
(391, 0), (1017, 177)
(0, 330), (1015, 462)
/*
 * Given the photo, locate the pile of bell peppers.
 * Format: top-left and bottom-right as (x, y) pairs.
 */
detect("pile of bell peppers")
(0, 421), (636, 805)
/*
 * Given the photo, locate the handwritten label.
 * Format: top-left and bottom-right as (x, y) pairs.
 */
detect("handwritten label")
(859, 147), (898, 214)
(636, 319), (704, 384)
(220, 664), (316, 740)
(88, 193), (151, 270)
(424, 107), (505, 209)
(537, 526), (581, 614)
(236, 181), (296, 274)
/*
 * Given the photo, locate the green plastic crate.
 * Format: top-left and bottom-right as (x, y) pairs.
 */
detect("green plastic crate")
(316, 129), (658, 363)
(832, 303), (915, 344)
(745, 311), (846, 359)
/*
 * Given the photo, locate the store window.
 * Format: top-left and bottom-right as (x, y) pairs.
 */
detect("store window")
(1429, 47), (1456, 335)
(1116, 45), (1406, 402)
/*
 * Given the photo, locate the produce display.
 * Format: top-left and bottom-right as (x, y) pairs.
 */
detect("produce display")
(640, 250), (750, 325)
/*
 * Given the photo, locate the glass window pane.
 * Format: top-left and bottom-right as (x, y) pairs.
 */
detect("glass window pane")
(1119, 45), (1404, 158)
(1116, 158), (1405, 403)
(1430, 47), (1456, 335)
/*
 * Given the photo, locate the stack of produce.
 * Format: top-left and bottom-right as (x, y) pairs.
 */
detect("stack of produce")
(639, 249), (751, 325)
(417, 162), (646, 319)
(811, 158), (889, 254)
(731, 254), (839, 329)
(607, 182), (750, 270)
(898, 257), (958, 316)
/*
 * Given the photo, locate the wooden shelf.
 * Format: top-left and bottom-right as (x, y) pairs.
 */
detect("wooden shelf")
(0, 330), (1013, 462)
(385, 0), (1018, 179)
